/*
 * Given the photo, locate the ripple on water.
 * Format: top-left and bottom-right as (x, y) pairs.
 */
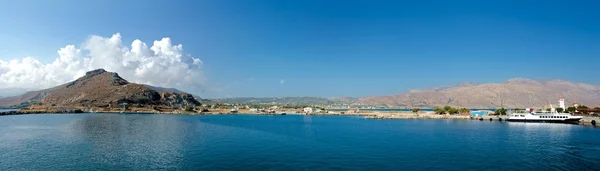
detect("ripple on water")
(0, 114), (599, 170)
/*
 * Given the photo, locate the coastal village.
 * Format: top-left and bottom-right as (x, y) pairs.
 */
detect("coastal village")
(2, 92), (600, 125)
(0, 69), (599, 127)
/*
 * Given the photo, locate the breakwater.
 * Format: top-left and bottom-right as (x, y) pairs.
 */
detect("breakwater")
(0, 108), (83, 115)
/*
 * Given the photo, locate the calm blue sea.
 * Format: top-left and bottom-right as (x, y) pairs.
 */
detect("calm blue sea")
(0, 114), (598, 170)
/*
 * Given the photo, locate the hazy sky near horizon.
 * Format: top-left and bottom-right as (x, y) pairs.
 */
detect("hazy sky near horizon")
(1, 0), (599, 98)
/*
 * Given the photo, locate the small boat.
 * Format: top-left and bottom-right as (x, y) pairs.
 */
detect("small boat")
(507, 108), (582, 123)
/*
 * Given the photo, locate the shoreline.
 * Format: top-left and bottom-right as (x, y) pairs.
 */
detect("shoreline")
(1, 109), (597, 126)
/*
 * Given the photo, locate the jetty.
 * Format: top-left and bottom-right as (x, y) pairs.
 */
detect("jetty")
(0, 108), (84, 115)
(472, 115), (509, 121)
(364, 113), (470, 120)
(580, 117), (598, 126)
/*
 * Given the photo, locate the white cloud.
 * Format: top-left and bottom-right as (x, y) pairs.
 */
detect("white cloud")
(280, 79), (285, 85)
(0, 33), (204, 93)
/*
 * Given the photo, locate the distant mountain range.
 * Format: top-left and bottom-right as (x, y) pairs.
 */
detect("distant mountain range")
(212, 79), (600, 108)
(0, 69), (201, 108)
(351, 78), (600, 108)
(2, 71), (598, 109)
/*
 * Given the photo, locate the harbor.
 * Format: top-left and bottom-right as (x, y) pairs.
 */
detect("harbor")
(2, 108), (598, 127)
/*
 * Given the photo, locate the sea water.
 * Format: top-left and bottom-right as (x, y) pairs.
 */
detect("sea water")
(0, 114), (598, 170)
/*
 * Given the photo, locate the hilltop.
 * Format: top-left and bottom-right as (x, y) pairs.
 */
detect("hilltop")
(0, 69), (201, 110)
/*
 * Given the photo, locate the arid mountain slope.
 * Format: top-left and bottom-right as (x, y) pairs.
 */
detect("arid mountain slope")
(0, 83), (66, 107)
(0, 69), (200, 108)
(356, 78), (600, 108)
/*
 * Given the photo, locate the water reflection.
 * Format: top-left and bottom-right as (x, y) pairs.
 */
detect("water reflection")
(503, 122), (598, 170)
(1, 114), (599, 170)
(70, 114), (190, 170)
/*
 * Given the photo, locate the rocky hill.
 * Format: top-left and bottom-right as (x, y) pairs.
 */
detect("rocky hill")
(355, 78), (600, 108)
(0, 69), (200, 108)
(145, 85), (203, 100)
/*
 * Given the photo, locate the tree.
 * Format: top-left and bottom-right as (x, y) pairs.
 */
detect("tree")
(412, 108), (420, 113)
(545, 108), (551, 112)
(494, 108), (507, 115)
(459, 108), (470, 114)
(444, 106), (452, 112)
(513, 108), (524, 113)
(556, 107), (564, 113)
(434, 107), (446, 114)
(185, 105), (194, 112)
(567, 106), (577, 113)
(578, 105), (589, 109)
(595, 107), (600, 110)
(447, 107), (459, 114)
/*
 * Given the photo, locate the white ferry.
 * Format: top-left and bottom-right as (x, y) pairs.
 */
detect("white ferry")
(507, 108), (582, 123)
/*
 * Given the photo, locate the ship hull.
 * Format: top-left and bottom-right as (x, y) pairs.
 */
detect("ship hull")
(506, 118), (581, 124)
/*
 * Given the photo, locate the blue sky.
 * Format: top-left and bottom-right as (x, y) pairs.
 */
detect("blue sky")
(1, 0), (599, 98)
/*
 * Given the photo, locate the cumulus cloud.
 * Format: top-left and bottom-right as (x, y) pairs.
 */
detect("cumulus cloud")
(0, 33), (204, 93)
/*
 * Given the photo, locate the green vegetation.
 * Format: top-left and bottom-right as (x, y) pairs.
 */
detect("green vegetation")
(447, 107), (459, 114)
(412, 108), (420, 113)
(566, 106), (577, 113)
(185, 105), (194, 112)
(434, 107), (445, 114)
(494, 108), (507, 115)
(432, 106), (462, 115)
(443, 106), (452, 112)
(459, 108), (470, 114)
(545, 108), (551, 112)
(556, 107), (564, 113)
(577, 105), (589, 109)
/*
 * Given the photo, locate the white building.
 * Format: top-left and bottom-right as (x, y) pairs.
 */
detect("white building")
(558, 96), (566, 109)
(303, 107), (313, 113)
